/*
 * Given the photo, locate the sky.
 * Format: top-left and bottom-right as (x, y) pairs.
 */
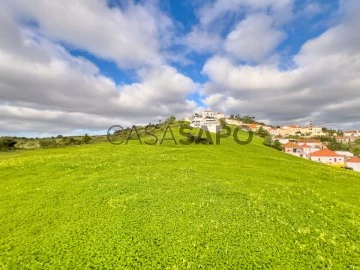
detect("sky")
(0, 0), (359, 137)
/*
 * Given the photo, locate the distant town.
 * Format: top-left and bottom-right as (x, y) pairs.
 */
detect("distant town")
(188, 110), (360, 172)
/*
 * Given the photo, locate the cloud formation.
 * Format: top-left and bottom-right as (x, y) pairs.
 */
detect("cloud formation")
(202, 0), (360, 128)
(0, 0), (359, 136)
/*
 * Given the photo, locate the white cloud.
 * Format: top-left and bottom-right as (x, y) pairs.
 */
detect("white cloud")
(0, 4), (197, 135)
(224, 13), (286, 62)
(197, 0), (294, 27)
(1, 0), (360, 136)
(202, 0), (360, 127)
(4, 0), (173, 69)
(182, 27), (222, 53)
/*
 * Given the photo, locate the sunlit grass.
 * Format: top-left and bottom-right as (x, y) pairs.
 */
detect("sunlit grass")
(0, 129), (359, 269)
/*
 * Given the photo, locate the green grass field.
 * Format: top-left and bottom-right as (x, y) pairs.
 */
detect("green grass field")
(1, 129), (359, 269)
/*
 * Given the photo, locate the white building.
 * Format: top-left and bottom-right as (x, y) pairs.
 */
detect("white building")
(336, 136), (356, 143)
(269, 128), (279, 136)
(346, 157), (360, 172)
(202, 111), (214, 118)
(335, 151), (354, 158)
(278, 138), (289, 144)
(344, 130), (360, 137)
(310, 149), (345, 165)
(190, 111), (219, 133)
(296, 139), (322, 148)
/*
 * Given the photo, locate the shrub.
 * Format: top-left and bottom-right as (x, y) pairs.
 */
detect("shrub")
(0, 138), (17, 151)
(83, 134), (91, 144)
(257, 127), (270, 138)
(263, 136), (282, 151)
(39, 138), (57, 148)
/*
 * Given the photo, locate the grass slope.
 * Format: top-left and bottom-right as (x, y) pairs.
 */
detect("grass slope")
(0, 130), (359, 269)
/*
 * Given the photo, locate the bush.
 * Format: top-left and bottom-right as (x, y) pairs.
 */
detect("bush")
(353, 148), (360, 156)
(68, 138), (81, 145)
(165, 115), (176, 124)
(0, 138), (17, 151)
(263, 136), (282, 151)
(39, 138), (57, 148)
(257, 127), (270, 138)
(219, 117), (227, 127)
(83, 134), (91, 144)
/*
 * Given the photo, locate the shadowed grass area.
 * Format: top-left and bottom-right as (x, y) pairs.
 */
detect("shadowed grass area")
(0, 129), (359, 269)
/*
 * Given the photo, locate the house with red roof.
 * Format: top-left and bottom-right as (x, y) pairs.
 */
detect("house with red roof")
(310, 149), (345, 165)
(346, 156), (360, 172)
(298, 143), (318, 157)
(245, 124), (261, 131)
(283, 142), (301, 156)
(336, 136), (356, 143)
(282, 142), (313, 158)
(296, 139), (322, 148)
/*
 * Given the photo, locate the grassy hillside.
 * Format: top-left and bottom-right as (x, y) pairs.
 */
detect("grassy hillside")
(0, 129), (359, 269)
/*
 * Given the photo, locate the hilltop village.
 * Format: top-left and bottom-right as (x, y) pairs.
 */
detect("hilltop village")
(188, 111), (360, 172)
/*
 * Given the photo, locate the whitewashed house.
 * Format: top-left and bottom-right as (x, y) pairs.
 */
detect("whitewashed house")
(310, 149), (345, 165)
(278, 138), (289, 144)
(335, 151), (354, 158)
(269, 128), (279, 136)
(346, 157), (360, 172)
(296, 139), (322, 148)
(190, 111), (219, 133)
(202, 111), (214, 118)
(336, 136), (356, 143)
(283, 142), (302, 157)
(299, 144), (319, 157)
(344, 130), (360, 137)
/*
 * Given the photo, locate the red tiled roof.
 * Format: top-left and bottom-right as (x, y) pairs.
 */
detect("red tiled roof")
(297, 139), (321, 143)
(310, 149), (341, 157)
(246, 124), (259, 128)
(298, 144), (310, 148)
(283, 142), (299, 148)
(347, 157), (360, 163)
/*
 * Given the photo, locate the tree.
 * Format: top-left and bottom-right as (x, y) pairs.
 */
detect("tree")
(242, 115), (256, 124)
(263, 136), (282, 151)
(273, 140), (282, 151)
(257, 127), (270, 138)
(219, 117), (227, 127)
(0, 138), (17, 151)
(327, 137), (349, 151)
(166, 115), (176, 124)
(353, 148), (360, 156)
(83, 133), (91, 144)
(229, 114), (234, 119)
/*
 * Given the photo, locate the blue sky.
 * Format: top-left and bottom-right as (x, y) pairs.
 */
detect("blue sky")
(0, 0), (359, 136)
